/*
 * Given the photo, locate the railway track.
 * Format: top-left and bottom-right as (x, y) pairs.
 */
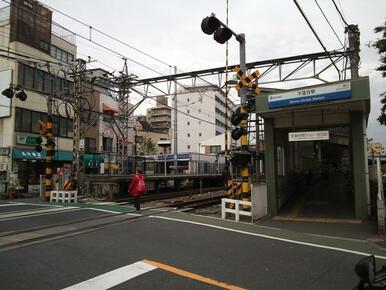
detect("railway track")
(112, 186), (224, 204)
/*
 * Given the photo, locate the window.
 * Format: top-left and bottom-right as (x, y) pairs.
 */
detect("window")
(15, 108), (22, 131)
(187, 145), (190, 149)
(21, 110), (31, 132)
(187, 133), (190, 137)
(39, 40), (49, 52)
(199, 133), (202, 137)
(210, 145), (221, 154)
(60, 117), (67, 137)
(103, 137), (113, 152)
(187, 121), (190, 125)
(85, 138), (96, 153)
(33, 70), (43, 92)
(52, 115), (59, 136)
(31, 111), (41, 133)
(43, 71), (52, 94)
(23, 65), (34, 89)
(187, 98), (190, 102)
(15, 108), (72, 138)
(187, 110), (190, 114)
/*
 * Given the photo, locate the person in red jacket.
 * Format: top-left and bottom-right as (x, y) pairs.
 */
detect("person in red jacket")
(128, 168), (146, 211)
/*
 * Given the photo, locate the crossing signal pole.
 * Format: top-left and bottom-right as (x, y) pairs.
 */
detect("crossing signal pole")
(201, 14), (260, 206)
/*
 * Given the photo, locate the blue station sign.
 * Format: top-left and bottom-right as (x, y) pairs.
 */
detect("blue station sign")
(268, 82), (351, 109)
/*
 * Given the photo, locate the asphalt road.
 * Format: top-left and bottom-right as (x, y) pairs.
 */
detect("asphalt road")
(0, 203), (371, 290)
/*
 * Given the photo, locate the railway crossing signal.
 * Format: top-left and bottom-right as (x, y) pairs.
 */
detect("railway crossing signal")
(201, 15), (233, 44)
(231, 106), (248, 141)
(233, 66), (261, 95)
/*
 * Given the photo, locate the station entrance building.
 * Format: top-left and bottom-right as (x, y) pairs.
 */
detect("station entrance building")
(257, 77), (371, 220)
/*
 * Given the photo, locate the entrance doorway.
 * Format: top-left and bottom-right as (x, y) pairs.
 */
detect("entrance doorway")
(277, 127), (355, 219)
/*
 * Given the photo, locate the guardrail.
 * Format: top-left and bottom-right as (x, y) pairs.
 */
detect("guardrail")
(221, 198), (252, 222)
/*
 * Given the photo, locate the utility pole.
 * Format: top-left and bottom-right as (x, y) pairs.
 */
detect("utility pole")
(72, 58), (86, 192)
(116, 59), (137, 174)
(346, 24), (360, 78)
(173, 66), (178, 174)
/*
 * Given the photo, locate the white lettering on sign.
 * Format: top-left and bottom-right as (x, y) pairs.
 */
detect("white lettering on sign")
(289, 131), (329, 142)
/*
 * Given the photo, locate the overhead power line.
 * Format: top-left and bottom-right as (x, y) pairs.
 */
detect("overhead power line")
(38, 0), (174, 69)
(314, 0), (345, 49)
(292, 0), (341, 78)
(331, 0), (349, 27)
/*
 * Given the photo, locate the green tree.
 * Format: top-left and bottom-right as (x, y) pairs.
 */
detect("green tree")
(372, 21), (386, 125)
(138, 137), (157, 156)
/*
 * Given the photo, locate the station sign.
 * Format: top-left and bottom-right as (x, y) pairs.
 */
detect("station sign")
(289, 130), (329, 142)
(268, 82), (351, 109)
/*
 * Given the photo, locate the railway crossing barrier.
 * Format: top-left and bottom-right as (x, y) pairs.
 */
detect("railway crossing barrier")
(50, 190), (78, 203)
(221, 198), (252, 222)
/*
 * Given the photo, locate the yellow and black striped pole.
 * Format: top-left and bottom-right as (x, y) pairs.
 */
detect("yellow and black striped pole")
(45, 115), (54, 200)
(239, 105), (250, 207)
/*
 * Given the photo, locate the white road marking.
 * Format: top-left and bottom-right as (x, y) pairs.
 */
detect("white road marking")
(62, 261), (157, 290)
(149, 215), (386, 260)
(126, 213), (142, 216)
(0, 207), (78, 220)
(85, 208), (121, 214)
(0, 203), (26, 207)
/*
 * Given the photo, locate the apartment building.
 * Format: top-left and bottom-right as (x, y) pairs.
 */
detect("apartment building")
(146, 96), (171, 134)
(171, 85), (236, 153)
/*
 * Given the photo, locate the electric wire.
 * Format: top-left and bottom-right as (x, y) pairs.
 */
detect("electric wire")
(1, 0), (228, 114)
(293, 0), (341, 79)
(0, 1), (231, 130)
(331, 0), (349, 27)
(314, 0), (344, 48)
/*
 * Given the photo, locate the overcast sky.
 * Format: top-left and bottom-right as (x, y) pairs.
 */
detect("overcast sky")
(3, 0), (385, 143)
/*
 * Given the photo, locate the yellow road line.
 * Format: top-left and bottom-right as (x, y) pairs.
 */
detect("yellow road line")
(273, 216), (361, 224)
(142, 259), (246, 290)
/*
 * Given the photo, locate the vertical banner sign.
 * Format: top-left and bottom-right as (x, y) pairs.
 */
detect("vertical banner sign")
(0, 69), (12, 117)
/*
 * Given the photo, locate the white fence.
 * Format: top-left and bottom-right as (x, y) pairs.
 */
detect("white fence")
(50, 190), (78, 203)
(221, 198), (253, 222)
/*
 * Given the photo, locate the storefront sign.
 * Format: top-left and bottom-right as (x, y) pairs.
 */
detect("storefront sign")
(0, 147), (10, 156)
(16, 135), (39, 145)
(289, 130), (330, 142)
(268, 82), (351, 109)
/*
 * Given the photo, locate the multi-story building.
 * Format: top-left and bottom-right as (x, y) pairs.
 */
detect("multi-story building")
(134, 115), (170, 155)
(146, 96), (171, 134)
(0, 0), (77, 194)
(171, 85), (236, 153)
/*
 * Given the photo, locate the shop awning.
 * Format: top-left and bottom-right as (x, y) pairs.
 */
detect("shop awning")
(103, 103), (119, 114)
(54, 151), (73, 161)
(12, 148), (45, 160)
(84, 154), (104, 168)
(13, 148), (73, 161)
